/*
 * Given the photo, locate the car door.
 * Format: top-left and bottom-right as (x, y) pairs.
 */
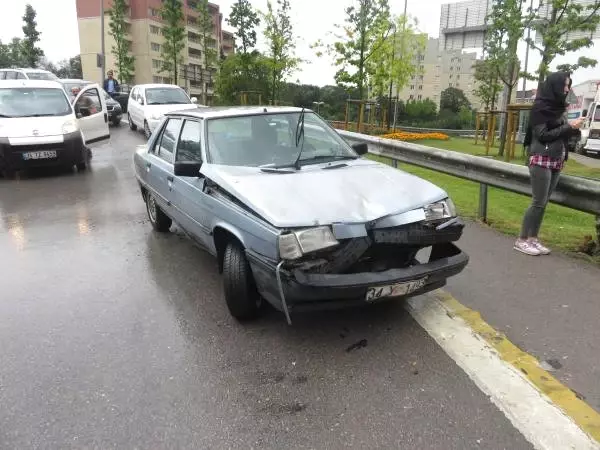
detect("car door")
(146, 117), (182, 215)
(73, 84), (110, 147)
(170, 118), (212, 248)
(137, 88), (147, 126)
(128, 87), (139, 124)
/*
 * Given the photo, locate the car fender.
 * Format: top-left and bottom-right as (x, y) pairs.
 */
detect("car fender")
(212, 221), (248, 249)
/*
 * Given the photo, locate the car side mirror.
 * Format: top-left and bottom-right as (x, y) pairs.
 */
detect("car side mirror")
(191, 97), (198, 104)
(174, 160), (202, 177)
(140, 98), (145, 105)
(582, 109), (588, 118)
(352, 142), (368, 156)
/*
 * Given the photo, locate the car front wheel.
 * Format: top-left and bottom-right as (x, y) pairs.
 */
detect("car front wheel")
(144, 121), (152, 139)
(145, 192), (172, 232)
(128, 113), (137, 131)
(222, 242), (262, 321)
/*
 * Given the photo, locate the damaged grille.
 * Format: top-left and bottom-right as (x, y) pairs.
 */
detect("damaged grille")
(293, 220), (463, 274)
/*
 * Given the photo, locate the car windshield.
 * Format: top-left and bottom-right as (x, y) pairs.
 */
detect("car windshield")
(145, 87), (190, 105)
(0, 87), (72, 117)
(25, 71), (58, 81)
(206, 112), (357, 167)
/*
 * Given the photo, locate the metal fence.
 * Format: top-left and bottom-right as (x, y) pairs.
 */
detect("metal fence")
(329, 121), (500, 138)
(337, 129), (600, 241)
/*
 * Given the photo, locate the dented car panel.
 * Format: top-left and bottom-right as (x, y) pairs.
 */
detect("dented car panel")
(133, 107), (469, 323)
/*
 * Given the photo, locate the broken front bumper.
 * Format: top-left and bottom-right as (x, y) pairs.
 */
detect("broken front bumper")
(247, 242), (469, 314)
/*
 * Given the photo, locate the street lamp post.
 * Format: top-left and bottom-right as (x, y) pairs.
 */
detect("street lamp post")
(312, 101), (325, 114)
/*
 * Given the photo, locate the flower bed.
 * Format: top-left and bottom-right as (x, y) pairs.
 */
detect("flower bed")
(380, 131), (450, 141)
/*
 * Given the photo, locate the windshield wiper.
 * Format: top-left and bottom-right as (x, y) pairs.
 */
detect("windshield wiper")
(0, 114), (14, 118)
(27, 113), (60, 117)
(299, 154), (358, 164)
(291, 108), (306, 170)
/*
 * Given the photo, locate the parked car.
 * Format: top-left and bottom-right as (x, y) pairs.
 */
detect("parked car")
(0, 68), (59, 81)
(0, 80), (109, 176)
(127, 84), (199, 139)
(59, 79), (123, 126)
(133, 106), (469, 324)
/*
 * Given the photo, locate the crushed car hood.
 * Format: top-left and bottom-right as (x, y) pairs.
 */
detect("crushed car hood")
(201, 159), (448, 228)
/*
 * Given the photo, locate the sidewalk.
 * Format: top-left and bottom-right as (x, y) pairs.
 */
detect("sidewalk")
(446, 221), (600, 411)
(572, 153), (600, 169)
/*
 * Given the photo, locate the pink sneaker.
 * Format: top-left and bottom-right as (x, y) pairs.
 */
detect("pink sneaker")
(531, 239), (551, 255)
(514, 239), (541, 256)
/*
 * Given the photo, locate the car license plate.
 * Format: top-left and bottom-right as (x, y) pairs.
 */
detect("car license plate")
(365, 277), (428, 302)
(23, 150), (57, 160)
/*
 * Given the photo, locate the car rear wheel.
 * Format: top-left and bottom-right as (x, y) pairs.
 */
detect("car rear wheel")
(145, 191), (171, 232)
(222, 242), (262, 321)
(144, 121), (151, 139)
(76, 161), (87, 171)
(128, 113), (137, 131)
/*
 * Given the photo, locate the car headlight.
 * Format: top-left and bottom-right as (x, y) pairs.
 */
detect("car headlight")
(62, 120), (78, 134)
(278, 226), (339, 260)
(424, 198), (457, 221)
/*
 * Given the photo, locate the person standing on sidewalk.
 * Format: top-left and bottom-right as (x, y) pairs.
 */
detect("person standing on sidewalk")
(103, 70), (120, 97)
(515, 72), (585, 256)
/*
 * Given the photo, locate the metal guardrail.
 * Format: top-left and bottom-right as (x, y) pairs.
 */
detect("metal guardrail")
(329, 121), (501, 138)
(337, 129), (600, 241)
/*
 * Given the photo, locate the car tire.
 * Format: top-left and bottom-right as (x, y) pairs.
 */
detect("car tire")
(145, 191), (171, 232)
(76, 161), (87, 171)
(222, 242), (262, 321)
(128, 113), (137, 131)
(144, 121), (152, 139)
(112, 118), (121, 126)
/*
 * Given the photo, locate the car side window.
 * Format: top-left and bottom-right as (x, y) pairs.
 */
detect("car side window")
(16, 72), (26, 79)
(75, 88), (102, 117)
(130, 87), (138, 101)
(176, 120), (203, 162)
(138, 90), (145, 104)
(157, 118), (182, 164)
(4, 71), (17, 80)
(0, 71), (5, 80)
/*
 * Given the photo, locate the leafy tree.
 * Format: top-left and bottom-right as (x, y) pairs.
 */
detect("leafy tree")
(54, 55), (83, 79)
(0, 41), (12, 68)
(21, 4), (44, 67)
(405, 99), (437, 121)
(484, 0), (526, 156)
(367, 15), (425, 103)
(109, 0), (135, 83)
(474, 59), (501, 110)
(263, 0), (298, 104)
(440, 87), (471, 113)
(527, 0), (600, 88)
(226, 0), (260, 55)
(318, 0), (391, 99)
(195, 0), (218, 104)
(215, 51), (271, 105)
(160, 0), (186, 84)
(7, 38), (25, 67)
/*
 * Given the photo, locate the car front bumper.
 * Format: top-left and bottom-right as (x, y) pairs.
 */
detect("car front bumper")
(0, 132), (87, 171)
(247, 242), (469, 315)
(108, 106), (123, 122)
(584, 138), (600, 154)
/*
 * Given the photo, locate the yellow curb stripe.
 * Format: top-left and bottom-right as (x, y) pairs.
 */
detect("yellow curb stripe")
(433, 290), (600, 443)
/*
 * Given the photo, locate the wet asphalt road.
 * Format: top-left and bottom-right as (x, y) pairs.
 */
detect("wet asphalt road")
(0, 126), (532, 449)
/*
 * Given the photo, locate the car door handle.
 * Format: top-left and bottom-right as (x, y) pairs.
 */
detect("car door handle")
(167, 176), (174, 182)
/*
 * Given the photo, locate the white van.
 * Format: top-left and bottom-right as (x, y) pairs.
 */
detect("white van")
(0, 68), (59, 81)
(0, 80), (109, 175)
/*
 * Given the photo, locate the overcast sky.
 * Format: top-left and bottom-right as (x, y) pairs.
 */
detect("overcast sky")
(1, 0), (599, 88)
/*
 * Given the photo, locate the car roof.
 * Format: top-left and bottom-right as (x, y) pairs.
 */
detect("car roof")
(165, 106), (312, 119)
(134, 83), (186, 89)
(0, 68), (54, 73)
(60, 79), (92, 83)
(0, 79), (66, 89)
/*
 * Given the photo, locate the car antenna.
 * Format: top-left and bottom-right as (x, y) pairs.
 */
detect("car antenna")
(292, 108), (306, 170)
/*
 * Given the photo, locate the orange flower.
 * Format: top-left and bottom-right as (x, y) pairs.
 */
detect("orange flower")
(380, 131), (449, 141)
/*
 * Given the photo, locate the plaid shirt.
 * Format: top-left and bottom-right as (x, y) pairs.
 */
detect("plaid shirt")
(529, 153), (565, 171)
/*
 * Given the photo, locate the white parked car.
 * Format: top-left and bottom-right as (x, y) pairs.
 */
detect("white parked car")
(0, 68), (59, 81)
(0, 80), (109, 176)
(127, 84), (199, 138)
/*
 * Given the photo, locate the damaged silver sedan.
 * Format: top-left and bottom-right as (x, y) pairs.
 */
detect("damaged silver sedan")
(133, 106), (469, 324)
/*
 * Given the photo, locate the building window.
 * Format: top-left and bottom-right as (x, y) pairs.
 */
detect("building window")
(187, 0), (199, 8)
(152, 59), (163, 70)
(188, 48), (202, 59)
(187, 16), (197, 27)
(418, 94), (422, 100)
(188, 32), (201, 44)
(148, 8), (159, 17)
(409, 94), (414, 100)
(150, 25), (161, 35)
(418, 85), (423, 90)
(151, 42), (160, 52)
(410, 85), (414, 90)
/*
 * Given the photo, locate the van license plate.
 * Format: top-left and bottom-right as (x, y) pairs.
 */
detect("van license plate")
(365, 278), (428, 302)
(23, 151), (57, 160)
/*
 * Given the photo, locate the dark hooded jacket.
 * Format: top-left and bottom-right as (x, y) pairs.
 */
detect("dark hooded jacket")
(524, 72), (579, 161)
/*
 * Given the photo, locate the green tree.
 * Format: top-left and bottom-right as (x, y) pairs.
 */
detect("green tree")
(0, 41), (12, 68)
(263, 0), (298, 104)
(473, 59), (501, 110)
(215, 51), (271, 105)
(226, 0), (260, 55)
(440, 87), (471, 113)
(405, 99), (437, 121)
(109, 0), (135, 83)
(54, 55), (83, 79)
(527, 0), (600, 88)
(21, 4), (44, 67)
(7, 38), (24, 67)
(485, 0), (526, 156)
(319, 0), (391, 99)
(195, 0), (218, 104)
(160, 0), (186, 84)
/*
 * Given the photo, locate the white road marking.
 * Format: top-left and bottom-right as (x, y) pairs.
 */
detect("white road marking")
(406, 294), (600, 450)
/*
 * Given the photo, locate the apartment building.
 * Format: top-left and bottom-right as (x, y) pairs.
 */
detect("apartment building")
(393, 37), (483, 111)
(76, 0), (235, 103)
